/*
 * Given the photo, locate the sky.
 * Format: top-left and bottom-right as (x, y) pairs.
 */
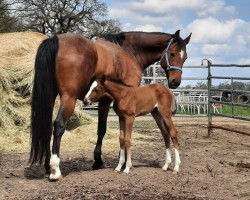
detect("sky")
(105, 0), (250, 86)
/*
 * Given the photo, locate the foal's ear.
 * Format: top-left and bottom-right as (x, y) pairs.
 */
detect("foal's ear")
(101, 75), (106, 85)
(173, 30), (180, 41)
(184, 33), (192, 45)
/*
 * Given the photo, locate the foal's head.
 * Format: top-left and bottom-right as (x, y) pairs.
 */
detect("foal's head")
(86, 76), (113, 103)
(160, 30), (192, 89)
(86, 76), (131, 103)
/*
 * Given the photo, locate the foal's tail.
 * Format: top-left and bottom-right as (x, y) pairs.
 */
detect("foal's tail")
(29, 36), (59, 165)
(171, 94), (177, 115)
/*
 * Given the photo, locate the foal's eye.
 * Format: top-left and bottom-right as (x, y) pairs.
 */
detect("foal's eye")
(170, 53), (175, 57)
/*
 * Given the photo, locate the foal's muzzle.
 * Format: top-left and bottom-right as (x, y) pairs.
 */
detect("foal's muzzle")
(83, 98), (91, 106)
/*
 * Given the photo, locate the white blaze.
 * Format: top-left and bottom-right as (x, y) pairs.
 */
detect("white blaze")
(85, 81), (98, 98)
(180, 50), (184, 60)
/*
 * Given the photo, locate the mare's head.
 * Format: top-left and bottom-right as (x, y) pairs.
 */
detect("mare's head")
(102, 30), (191, 89)
(160, 30), (192, 89)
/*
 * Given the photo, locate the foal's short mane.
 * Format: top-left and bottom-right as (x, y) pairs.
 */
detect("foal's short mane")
(107, 77), (132, 87)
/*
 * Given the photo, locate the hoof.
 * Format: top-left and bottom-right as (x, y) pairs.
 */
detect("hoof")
(172, 170), (178, 175)
(49, 175), (63, 182)
(92, 160), (104, 170)
(123, 169), (130, 174)
(114, 170), (119, 173)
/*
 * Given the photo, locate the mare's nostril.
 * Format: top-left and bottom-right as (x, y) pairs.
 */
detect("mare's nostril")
(171, 79), (176, 87)
(169, 79), (180, 89)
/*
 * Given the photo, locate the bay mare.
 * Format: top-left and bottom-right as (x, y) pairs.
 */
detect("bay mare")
(30, 30), (191, 181)
(87, 76), (180, 174)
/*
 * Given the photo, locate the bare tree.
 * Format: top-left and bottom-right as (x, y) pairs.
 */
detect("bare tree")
(0, 0), (22, 32)
(17, 0), (121, 37)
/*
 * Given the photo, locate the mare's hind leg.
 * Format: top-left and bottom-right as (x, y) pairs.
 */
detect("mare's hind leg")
(160, 110), (180, 174)
(93, 97), (112, 169)
(49, 96), (76, 181)
(151, 108), (172, 171)
(44, 92), (58, 175)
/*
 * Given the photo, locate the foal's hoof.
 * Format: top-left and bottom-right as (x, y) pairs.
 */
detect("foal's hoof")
(114, 170), (119, 174)
(172, 170), (178, 175)
(49, 175), (63, 182)
(92, 160), (104, 170)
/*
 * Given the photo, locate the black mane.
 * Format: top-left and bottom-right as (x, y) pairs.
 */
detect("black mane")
(102, 32), (173, 47)
(102, 31), (186, 51)
(102, 32), (126, 46)
(107, 77), (132, 87)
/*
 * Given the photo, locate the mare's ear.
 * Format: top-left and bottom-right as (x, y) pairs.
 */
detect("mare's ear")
(173, 30), (180, 41)
(184, 33), (192, 45)
(101, 75), (106, 85)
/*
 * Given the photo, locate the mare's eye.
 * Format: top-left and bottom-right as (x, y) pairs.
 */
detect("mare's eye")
(170, 53), (175, 57)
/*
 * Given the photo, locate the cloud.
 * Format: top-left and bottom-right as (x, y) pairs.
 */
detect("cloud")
(131, 0), (236, 19)
(186, 16), (250, 63)
(239, 59), (250, 65)
(187, 17), (246, 43)
(133, 24), (163, 32)
(107, 0), (250, 65)
(202, 44), (230, 55)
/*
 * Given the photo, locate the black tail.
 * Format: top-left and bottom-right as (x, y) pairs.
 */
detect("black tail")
(29, 36), (59, 165)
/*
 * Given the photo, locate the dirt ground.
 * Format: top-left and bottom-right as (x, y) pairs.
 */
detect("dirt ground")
(0, 117), (249, 200)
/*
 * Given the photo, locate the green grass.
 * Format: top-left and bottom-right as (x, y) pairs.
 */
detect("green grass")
(221, 105), (250, 117)
(84, 104), (250, 118)
(107, 120), (157, 128)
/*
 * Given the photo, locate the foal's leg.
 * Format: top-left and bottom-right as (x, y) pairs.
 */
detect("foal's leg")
(123, 116), (134, 174)
(151, 109), (172, 171)
(49, 96), (76, 181)
(161, 111), (180, 174)
(93, 98), (112, 169)
(115, 117), (126, 172)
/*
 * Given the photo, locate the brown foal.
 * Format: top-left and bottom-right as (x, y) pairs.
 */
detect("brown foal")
(87, 76), (180, 174)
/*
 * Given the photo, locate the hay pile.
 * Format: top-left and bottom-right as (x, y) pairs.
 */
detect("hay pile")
(0, 32), (151, 153)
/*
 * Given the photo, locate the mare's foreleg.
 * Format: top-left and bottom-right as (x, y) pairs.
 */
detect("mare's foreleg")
(123, 116), (134, 174)
(49, 96), (76, 181)
(115, 117), (126, 172)
(151, 109), (172, 171)
(93, 98), (112, 169)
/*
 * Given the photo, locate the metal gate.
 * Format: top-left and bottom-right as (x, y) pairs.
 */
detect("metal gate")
(206, 60), (250, 136)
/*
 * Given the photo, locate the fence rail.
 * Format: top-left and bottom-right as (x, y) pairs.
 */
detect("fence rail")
(207, 60), (250, 136)
(82, 61), (250, 135)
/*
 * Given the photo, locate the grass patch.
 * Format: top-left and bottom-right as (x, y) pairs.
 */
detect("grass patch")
(221, 105), (250, 117)
(108, 120), (157, 128)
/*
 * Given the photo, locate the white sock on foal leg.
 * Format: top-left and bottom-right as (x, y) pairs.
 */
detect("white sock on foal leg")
(173, 148), (181, 173)
(115, 149), (125, 172)
(123, 156), (132, 174)
(162, 148), (172, 171)
(49, 154), (62, 180)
